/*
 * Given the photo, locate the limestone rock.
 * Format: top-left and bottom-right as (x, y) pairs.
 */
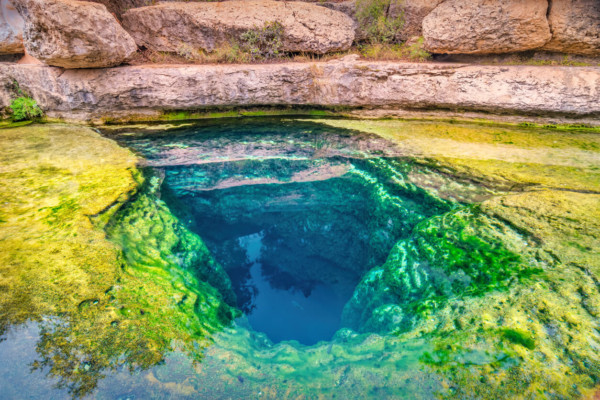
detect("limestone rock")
(86, 0), (150, 19)
(0, 61), (598, 122)
(0, 0), (24, 54)
(422, 0), (551, 54)
(541, 0), (600, 56)
(389, 0), (444, 41)
(15, 0), (138, 68)
(121, 0), (356, 55)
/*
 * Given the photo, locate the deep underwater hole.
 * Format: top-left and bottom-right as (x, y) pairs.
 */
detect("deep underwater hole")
(109, 119), (453, 345)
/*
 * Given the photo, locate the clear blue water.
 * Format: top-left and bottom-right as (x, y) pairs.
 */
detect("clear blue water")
(237, 232), (348, 344)
(132, 119), (446, 345)
(4, 118), (590, 399)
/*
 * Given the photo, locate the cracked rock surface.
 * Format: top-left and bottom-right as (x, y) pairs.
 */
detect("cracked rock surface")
(541, 0), (600, 56)
(121, 0), (356, 55)
(15, 0), (137, 68)
(423, 0), (551, 54)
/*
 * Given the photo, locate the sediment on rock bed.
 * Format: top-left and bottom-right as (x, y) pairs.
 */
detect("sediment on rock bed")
(0, 119), (599, 399)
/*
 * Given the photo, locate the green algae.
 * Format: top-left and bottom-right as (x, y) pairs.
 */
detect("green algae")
(1, 118), (600, 399)
(101, 117), (600, 399)
(101, 108), (335, 125)
(501, 328), (535, 350)
(342, 205), (544, 333)
(0, 124), (138, 333)
(0, 124), (240, 397)
(307, 118), (600, 399)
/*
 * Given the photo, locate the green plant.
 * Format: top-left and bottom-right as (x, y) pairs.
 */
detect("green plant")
(9, 96), (43, 121)
(355, 0), (404, 44)
(239, 21), (284, 60)
(357, 39), (431, 62)
(359, 43), (405, 60)
(176, 43), (200, 61)
(406, 37), (431, 61)
(501, 328), (536, 350)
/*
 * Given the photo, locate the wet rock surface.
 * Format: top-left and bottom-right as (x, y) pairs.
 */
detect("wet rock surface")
(15, 0), (137, 68)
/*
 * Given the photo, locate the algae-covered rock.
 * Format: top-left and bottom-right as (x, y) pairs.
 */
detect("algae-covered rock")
(311, 118), (600, 398)
(342, 206), (542, 333)
(0, 124), (137, 332)
(0, 124), (238, 397)
(2, 119), (599, 399)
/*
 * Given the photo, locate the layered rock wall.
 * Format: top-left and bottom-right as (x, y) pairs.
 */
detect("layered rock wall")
(0, 58), (597, 121)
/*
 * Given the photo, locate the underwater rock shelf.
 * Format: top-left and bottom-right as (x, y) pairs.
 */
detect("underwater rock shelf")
(0, 60), (599, 122)
(1, 119), (599, 399)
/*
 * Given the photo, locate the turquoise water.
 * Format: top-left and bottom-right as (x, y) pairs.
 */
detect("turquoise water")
(115, 119), (453, 345)
(1, 118), (599, 399)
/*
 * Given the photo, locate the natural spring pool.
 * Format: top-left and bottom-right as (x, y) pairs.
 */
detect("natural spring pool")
(0, 118), (599, 399)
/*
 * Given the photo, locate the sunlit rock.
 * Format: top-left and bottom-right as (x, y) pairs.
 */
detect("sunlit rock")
(15, 0), (137, 68)
(121, 0), (356, 55)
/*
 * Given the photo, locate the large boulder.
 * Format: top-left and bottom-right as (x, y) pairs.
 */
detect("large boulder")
(121, 0), (356, 55)
(86, 0), (150, 19)
(388, 0), (444, 41)
(0, 0), (24, 54)
(15, 0), (138, 68)
(541, 0), (600, 56)
(422, 0), (551, 54)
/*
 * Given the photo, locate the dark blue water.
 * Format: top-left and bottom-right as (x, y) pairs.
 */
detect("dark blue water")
(238, 232), (347, 345)
(112, 119), (447, 346)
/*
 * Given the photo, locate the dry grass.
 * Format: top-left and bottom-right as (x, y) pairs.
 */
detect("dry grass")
(127, 41), (433, 66)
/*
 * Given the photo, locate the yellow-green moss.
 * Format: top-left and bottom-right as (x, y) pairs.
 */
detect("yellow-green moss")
(0, 124), (237, 397)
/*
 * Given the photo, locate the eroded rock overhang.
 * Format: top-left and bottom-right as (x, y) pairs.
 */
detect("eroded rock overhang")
(0, 58), (598, 122)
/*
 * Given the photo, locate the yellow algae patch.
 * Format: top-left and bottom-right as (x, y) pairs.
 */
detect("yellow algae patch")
(0, 123), (236, 397)
(0, 124), (138, 330)
(312, 119), (600, 192)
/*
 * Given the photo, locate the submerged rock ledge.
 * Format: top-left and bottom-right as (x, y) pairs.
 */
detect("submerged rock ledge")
(0, 58), (598, 121)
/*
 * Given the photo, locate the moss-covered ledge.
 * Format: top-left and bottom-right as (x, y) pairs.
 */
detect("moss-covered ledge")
(0, 59), (598, 123)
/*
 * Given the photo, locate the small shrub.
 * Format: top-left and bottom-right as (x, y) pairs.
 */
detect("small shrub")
(355, 0), (404, 44)
(239, 21), (284, 60)
(9, 96), (43, 121)
(359, 43), (405, 60)
(176, 43), (200, 61)
(406, 37), (431, 62)
(358, 39), (431, 62)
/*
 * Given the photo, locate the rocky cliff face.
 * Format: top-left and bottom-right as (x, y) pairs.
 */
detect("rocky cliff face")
(0, 0), (597, 122)
(3, 0), (599, 66)
(0, 57), (597, 121)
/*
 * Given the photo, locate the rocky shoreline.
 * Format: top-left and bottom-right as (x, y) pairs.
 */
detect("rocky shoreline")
(1, 57), (598, 123)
